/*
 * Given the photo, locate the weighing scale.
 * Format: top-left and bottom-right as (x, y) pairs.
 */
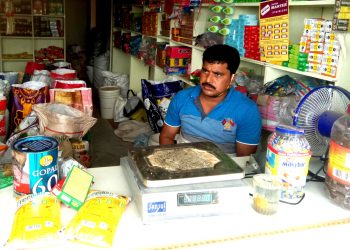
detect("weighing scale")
(121, 142), (250, 224)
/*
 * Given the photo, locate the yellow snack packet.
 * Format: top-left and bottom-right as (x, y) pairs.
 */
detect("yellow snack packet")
(6, 192), (61, 249)
(64, 190), (131, 247)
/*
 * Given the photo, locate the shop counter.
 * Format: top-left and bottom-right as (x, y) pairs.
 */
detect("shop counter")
(1, 157), (350, 250)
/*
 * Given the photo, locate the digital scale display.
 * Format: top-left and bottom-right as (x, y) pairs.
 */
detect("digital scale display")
(177, 191), (218, 206)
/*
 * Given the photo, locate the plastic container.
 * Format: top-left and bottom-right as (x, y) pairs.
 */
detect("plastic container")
(252, 174), (281, 215)
(98, 86), (121, 119)
(325, 105), (350, 209)
(265, 125), (311, 203)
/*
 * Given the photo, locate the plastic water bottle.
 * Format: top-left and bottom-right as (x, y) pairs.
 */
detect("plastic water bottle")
(325, 104), (350, 209)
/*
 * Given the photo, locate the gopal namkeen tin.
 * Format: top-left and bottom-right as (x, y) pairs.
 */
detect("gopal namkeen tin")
(12, 136), (59, 195)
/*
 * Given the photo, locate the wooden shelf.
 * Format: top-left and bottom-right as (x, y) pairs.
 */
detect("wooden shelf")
(0, 0), (66, 72)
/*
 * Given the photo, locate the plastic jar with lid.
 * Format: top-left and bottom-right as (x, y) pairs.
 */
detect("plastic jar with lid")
(325, 105), (350, 209)
(265, 125), (311, 203)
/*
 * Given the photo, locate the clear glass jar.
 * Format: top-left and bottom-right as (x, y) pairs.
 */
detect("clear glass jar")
(265, 125), (311, 203)
(325, 105), (350, 209)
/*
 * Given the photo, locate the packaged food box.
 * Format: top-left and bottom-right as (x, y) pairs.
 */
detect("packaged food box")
(164, 65), (188, 75)
(166, 46), (192, 58)
(166, 57), (190, 67)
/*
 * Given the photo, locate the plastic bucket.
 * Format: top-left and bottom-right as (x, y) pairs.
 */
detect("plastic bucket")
(98, 86), (120, 119)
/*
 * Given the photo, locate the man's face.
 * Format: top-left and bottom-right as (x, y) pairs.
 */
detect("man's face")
(199, 61), (233, 98)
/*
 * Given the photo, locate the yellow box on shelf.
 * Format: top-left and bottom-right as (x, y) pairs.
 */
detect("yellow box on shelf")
(166, 57), (190, 68)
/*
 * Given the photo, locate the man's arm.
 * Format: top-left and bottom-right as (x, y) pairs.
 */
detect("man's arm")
(159, 124), (180, 145)
(236, 142), (257, 157)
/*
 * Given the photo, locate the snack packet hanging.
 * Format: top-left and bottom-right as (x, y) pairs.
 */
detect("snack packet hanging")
(5, 193), (61, 249)
(63, 190), (131, 247)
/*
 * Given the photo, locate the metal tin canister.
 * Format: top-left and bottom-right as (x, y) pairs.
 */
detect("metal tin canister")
(12, 136), (59, 195)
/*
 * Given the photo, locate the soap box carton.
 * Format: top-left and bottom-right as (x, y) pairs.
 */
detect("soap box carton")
(166, 46), (192, 58)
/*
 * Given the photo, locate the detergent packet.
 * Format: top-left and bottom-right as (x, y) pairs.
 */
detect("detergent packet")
(63, 190), (131, 247)
(5, 192), (61, 249)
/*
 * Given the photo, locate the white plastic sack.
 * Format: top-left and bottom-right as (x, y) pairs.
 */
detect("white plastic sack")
(101, 71), (129, 98)
(113, 95), (128, 123)
(93, 52), (110, 88)
(114, 120), (152, 142)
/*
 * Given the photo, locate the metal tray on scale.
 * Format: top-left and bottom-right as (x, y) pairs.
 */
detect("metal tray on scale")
(127, 142), (245, 188)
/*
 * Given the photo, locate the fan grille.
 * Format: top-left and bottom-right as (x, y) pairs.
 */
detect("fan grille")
(293, 86), (350, 157)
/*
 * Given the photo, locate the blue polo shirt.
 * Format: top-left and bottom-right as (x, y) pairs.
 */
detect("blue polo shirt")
(164, 85), (262, 153)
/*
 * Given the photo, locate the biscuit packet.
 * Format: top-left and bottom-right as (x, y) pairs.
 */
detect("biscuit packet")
(5, 192), (61, 249)
(63, 190), (131, 247)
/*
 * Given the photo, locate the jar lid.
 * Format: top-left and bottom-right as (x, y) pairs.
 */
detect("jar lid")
(276, 125), (304, 135)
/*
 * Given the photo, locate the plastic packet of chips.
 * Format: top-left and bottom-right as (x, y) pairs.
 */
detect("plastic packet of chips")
(63, 190), (131, 247)
(5, 192), (61, 249)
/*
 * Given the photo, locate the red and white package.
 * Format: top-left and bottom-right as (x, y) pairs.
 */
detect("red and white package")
(50, 69), (77, 81)
(53, 80), (87, 89)
(49, 87), (93, 116)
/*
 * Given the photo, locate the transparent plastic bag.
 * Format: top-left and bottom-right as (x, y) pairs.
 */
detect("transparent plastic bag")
(6, 193), (61, 249)
(63, 191), (131, 247)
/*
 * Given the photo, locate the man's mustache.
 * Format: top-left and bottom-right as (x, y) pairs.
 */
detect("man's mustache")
(202, 82), (216, 89)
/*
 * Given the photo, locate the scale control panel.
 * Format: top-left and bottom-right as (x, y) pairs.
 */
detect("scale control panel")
(177, 191), (219, 206)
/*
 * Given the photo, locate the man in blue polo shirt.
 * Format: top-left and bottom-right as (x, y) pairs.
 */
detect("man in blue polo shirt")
(159, 44), (262, 156)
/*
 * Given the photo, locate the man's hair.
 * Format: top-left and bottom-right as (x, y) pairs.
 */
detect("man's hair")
(202, 44), (240, 74)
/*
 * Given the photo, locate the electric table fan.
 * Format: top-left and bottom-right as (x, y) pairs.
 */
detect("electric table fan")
(293, 85), (350, 159)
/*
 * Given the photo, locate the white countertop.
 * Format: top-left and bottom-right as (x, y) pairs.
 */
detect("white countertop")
(1, 157), (350, 250)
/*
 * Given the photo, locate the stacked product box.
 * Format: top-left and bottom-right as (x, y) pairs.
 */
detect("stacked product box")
(300, 18), (340, 78)
(177, 11), (194, 45)
(244, 25), (260, 60)
(160, 14), (171, 37)
(333, 0), (350, 31)
(225, 14), (258, 57)
(164, 46), (191, 75)
(156, 42), (168, 68)
(225, 19), (245, 56)
(282, 44), (308, 72)
(142, 11), (158, 36)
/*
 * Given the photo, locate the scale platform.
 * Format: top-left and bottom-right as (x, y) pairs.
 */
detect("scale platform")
(121, 147), (250, 224)
(128, 142), (245, 187)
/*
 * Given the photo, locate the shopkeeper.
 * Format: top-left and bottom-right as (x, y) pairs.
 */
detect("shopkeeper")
(159, 44), (262, 156)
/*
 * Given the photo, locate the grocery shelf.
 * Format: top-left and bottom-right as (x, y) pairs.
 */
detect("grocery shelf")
(0, 0), (66, 72)
(110, 0), (350, 91)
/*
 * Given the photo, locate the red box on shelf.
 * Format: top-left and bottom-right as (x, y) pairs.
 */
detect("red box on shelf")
(166, 46), (192, 58)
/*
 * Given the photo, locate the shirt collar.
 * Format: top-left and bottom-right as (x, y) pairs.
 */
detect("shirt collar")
(190, 85), (236, 102)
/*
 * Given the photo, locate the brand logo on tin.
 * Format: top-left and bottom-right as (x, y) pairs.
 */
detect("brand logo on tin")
(40, 155), (54, 167)
(147, 201), (166, 213)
